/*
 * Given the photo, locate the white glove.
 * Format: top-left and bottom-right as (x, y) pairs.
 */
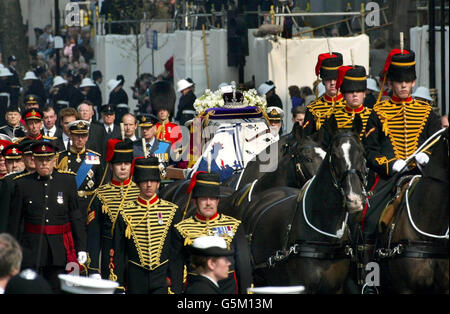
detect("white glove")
(415, 152), (429, 166)
(77, 251), (87, 264)
(392, 159), (407, 173)
(89, 273), (102, 280)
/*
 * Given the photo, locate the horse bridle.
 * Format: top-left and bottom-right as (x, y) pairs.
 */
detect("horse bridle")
(328, 133), (369, 207)
(284, 142), (319, 184)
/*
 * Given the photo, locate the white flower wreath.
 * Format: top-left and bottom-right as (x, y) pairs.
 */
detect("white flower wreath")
(194, 88), (267, 114)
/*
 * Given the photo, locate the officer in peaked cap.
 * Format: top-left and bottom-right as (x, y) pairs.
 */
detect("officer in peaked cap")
(303, 52), (345, 136)
(266, 106), (284, 136)
(185, 235), (234, 294)
(7, 141), (87, 291)
(56, 120), (103, 228)
(23, 94), (41, 110)
(101, 104), (121, 140)
(18, 108), (57, 144)
(109, 157), (178, 293)
(1, 143), (24, 174)
(133, 114), (172, 172)
(170, 171), (253, 294)
(86, 139), (140, 278)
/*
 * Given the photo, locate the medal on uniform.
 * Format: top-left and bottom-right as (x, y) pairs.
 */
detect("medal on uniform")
(157, 212), (163, 225)
(87, 169), (94, 178)
(87, 180), (94, 189)
(57, 192), (64, 204)
(76, 155), (82, 163)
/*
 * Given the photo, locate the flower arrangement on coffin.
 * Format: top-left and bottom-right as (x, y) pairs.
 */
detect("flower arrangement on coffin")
(194, 88), (267, 114)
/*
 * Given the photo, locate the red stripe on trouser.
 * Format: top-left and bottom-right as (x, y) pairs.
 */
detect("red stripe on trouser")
(25, 222), (78, 264)
(360, 175), (380, 230)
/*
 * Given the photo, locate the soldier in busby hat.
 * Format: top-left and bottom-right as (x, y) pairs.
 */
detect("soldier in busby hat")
(150, 80), (183, 147)
(321, 65), (373, 149)
(303, 52), (345, 136)
(364, 48), (441, 180)
(169, 171), (253, 294)
(359, 48), (441, 294)
(86, 139), (140, 278)
(108, 157), (178, 293)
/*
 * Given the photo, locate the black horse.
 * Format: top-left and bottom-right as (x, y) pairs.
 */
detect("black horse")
(375, 127), (449, 294)
(222, 122), (325, 220)
(159, 122), (325, 220)
(239, 116), (367, 293)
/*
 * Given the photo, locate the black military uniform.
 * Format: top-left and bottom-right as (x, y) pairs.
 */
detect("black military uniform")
(175, 89), (196, 126)
(321, 65), (372, 149)
(7, 141), (86, 290)
(0, 142), (28, 233)
(56, 120), (104, 227)
(86, 139), (140, 277)
(109, 157), (178, 294)
(15, 107), (57, 144)
(169, 172), (252, 294)
(7, 55), (21, 107)
(0, 106), (25, 139)
(185, 236), (235, 294)
(303, 52), (345, 136)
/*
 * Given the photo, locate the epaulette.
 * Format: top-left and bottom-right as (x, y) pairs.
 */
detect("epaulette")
(13, 137), (26, 144)
(57, 169), (77, 176)
(86, 149), (102, 156)
(13, 172), (33, 180)
(414, 99), (432, 108)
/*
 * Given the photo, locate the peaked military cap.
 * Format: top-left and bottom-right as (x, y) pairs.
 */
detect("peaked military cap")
(30, 141), (58, 157)
(68, 120), (90, 134)
(132, 157), (161, 183)
(188, 236), (234, 257)
(2, 143), (22, 159)
(18, 139), (36, 155)
(266, 106), (284, 121)
(137, 113), (159, 128)
(100, 104), (115, 114)
(22, 108), (43, 121)
(24, 94), (40, 106)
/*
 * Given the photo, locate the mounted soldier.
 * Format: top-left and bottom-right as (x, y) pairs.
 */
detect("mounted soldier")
(303, 52), (345, 136)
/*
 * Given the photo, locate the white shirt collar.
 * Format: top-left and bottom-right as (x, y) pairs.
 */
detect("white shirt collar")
(146, 137), (155, 146)
(104, 123), (114, 131)
(200, 274), (219, 287)
(128, 135), (137, 141)
(44, 125), (57, 135)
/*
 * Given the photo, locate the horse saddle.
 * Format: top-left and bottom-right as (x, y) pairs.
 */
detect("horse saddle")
(378, 176), (419, 233)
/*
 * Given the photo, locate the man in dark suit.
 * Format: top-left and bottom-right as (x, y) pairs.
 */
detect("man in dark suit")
(100, 104), (121, 141)
(185, 236), (234, 294)
(78, 101), (107, 159)
(7, 55), (21, 107)
(89, 71), (103, 116)
(7, 141), (87, 291)
(42, 106), (63, 138)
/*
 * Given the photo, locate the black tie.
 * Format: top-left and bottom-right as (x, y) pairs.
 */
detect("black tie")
(146, 142), (151, 157)
(107, 127), (112, 135)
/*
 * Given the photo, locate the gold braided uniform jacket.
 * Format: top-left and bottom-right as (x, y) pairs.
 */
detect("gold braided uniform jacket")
(86, 178), (140, 275)
(169, 212), (252, 294)
(363, 96), (441, 178)
(303, 93), (345, 136)
(109, 194), (178, 290)
(321, 104), (372, 149)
